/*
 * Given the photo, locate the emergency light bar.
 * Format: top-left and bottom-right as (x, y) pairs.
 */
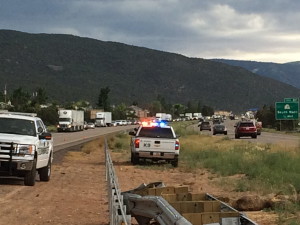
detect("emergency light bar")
(141, 120), (168, 127)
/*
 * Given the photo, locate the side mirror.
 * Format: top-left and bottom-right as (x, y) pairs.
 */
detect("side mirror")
(134, 127), (138, 132)
(129, 131), (136, 136)
(37, 127), (44, 133)
(39, 132), (52, 140)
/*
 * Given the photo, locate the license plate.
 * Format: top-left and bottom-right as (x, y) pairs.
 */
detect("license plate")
(153, 152), (160, 156)
(143, 143), (150, 147)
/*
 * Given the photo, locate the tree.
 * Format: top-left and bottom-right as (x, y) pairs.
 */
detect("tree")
(98, 86), (110, 111)
(38, 105), (58, 126)
(172, 104), (186, 117)
(148, 100), (162, 116)
(10, 87), (31, 112)
(112, 103), (127, 119)
(34, 87), (48, 105)
(201, 105), (214, 116)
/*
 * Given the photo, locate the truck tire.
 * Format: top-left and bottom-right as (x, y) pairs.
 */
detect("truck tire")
(235, 134), (240, 139)
(171, 159), (178, 167)
(39, 157), (52, 181)
(131, 153), (139, 165)
(252, 134), (257, 139)
(24, 158), (37, 186)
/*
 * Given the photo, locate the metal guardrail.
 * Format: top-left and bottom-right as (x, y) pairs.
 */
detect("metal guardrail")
(105, 137), (259, 225)
(123, 193), (193, 225)
(105, 138), (131, 225)
(206, 194), (259, 225)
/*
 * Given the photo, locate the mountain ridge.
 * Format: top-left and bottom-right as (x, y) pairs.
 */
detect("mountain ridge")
(0, 29), (299, 112)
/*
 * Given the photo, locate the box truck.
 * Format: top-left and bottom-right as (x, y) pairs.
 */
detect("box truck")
(57, 110), (84, 132)
(95, 112), (112, 127)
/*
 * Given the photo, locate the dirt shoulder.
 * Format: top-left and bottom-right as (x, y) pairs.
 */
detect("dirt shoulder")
(0, 138), (278, 225)
(112, 151), (278, 225)
(0, 139), (109, 225)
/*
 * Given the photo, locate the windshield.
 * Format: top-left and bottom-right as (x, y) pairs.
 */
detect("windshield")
(59, 118), (71, 122)
(0, 118), (36, 136)
(240, 122), (254, 127)
(138, 127), (175, 138)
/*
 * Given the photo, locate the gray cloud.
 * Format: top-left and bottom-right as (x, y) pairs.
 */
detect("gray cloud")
(0, 0), (299, 63)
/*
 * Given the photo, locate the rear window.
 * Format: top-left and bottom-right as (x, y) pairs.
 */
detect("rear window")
(239, 122), (254, 127)
(138, 127), (175, 139)
(202, 122), (210, 125)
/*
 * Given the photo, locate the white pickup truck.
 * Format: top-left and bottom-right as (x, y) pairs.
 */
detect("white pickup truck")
(129, 121), (180, 167)
(0, 112), (53, 186)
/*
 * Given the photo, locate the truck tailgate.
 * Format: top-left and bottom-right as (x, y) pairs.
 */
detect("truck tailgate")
(139, 138), (176, 152)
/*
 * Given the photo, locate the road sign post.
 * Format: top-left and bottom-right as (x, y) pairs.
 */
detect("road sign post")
(275, 102), (299, 120)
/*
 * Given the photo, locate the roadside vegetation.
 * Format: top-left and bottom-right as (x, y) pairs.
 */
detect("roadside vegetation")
(106, 121), (300, 224)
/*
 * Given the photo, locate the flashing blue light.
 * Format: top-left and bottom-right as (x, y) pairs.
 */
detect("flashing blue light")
(159, 121), (166, 127)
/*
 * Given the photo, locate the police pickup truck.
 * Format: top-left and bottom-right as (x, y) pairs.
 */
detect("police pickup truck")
(0, 112), (53, 186)
(129, 121), (180, 167)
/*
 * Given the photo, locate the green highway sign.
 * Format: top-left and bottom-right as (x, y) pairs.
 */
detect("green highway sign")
(275, 102), (299, 120)
(284, 98), (299, 103)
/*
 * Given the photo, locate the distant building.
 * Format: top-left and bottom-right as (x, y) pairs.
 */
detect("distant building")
(128, 105), (149, 119)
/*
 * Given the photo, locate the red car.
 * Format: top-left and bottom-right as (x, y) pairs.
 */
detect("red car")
(234, 121), (257, 139)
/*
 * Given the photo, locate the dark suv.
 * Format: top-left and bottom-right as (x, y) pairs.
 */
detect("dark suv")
(234, 121), (257, 139)
(198, 121), (211, 131)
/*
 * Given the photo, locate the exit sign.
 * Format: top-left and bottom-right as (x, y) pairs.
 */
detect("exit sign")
(275, 102), (299, 120)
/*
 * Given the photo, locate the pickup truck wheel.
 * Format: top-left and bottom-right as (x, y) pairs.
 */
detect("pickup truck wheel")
(131, 153), (139, 165)
(171, 159), (178, 167)
(235, 134), (240, 139)
(24, 158), (37, 186)
(39, 157), (52, 181)
(252, 134), (257, 139)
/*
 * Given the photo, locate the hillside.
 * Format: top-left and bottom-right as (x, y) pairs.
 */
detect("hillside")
(211, 59), (300, 89)
(0, 30), (299, 112)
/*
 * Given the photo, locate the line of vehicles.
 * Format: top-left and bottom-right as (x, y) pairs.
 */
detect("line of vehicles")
(56, 109), (141, 132)
(57, 110), (113, 132)
(198, 113), (262, 138)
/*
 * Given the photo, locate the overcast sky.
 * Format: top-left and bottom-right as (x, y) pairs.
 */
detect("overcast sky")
(1, 0), (300, 63)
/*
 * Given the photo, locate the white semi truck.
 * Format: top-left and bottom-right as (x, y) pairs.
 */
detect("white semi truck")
(57, 110), (84, 132)
(155, 113), (172, 121)
(95, 112), (112, 127)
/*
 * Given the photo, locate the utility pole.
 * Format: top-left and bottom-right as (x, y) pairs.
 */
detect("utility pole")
(4, 84), (7, 103)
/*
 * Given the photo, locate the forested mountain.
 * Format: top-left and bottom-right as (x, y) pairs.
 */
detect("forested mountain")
(211, 59), (300, 89)
(0, 30), (299, 112)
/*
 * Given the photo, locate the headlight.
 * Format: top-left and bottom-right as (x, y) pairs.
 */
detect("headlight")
(68, 124), (71, 128)
(17, 144), (36, 155)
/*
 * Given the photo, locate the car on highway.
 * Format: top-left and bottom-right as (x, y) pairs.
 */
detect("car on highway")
(198, 121), (211, 131)
(212, 124), (227, 135)
(115, 120), (124, 126)
(86, 122), (95, 129)
(234, 121), (257, 139)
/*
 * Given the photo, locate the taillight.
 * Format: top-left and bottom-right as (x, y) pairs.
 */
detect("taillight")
(175, 140), (180, 150)
(135, 139), (140, 148)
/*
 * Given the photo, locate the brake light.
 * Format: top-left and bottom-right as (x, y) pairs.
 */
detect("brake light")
(135, 139), (140, 148)
(175, 140), (180, 150)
